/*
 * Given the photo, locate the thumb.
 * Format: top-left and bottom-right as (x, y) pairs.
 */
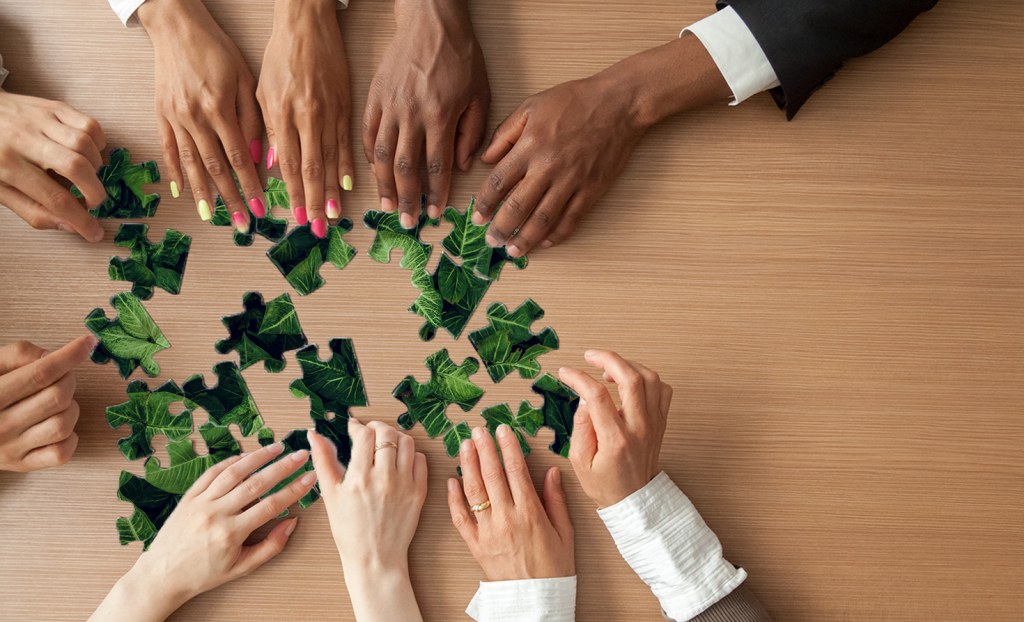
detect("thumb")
(480, 107), (526, 165)
(308, 429), (345, 491)
(543, 467), (574, 542)
(568, 399), (597, 473)
(232, 518), (297, 579)
(455, 96), (490, 170)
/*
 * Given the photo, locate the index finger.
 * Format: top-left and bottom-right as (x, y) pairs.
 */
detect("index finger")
(53, 103), (107, 152)
(0, 335), (96, 410)
(582, 350), (648, 419)
(494, 424), (539, 507)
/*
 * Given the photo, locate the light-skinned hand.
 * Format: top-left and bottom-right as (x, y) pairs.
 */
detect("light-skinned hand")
(448, 425), (574, 581)
(558, 350), (673, 509)
(0, 335), (96, 471)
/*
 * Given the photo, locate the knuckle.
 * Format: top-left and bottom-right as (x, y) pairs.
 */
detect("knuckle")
(243, 478), (264, 499)
(427, 158), (445, 177)
(398, 195), (416, 212)
(203, 157), (226, 178)
(302, 160), (324, 181)
(487, 173), (506, 195)
(451, 511), (469, 530)
(11, 341), (35, 360)
(394, 157), (414, 179)
(26, 214), (52, 231)
(622, 369), (644, 389)
(225, 148), (249, 169)
(374, 143), (391, 163)
(321, 144), (338, 164)
(503, 458), (526, 478)
(178, 148), (198, 167)
(482, 467), (505, 487)
(280, 157), (302, 178)
(462, 480), (484, 501)
(71, 130), (93, 154)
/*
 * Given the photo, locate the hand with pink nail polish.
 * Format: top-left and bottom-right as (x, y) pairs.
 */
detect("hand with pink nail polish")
(0, 90), (106, 242)
(364, 0), (491, 228)
(258, 0), (354, 238)
(90, 441), (317, 622)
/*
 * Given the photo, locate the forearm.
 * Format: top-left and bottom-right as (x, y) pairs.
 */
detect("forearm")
(89, 565), (187, 622)
(344, 563), (424, 622)
(394, 0), (474, 38)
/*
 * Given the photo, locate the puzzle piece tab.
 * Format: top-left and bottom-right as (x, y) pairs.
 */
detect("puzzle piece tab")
(182, 361), (263, 436)
(73, 148), (161, 219)
(216, 292), (308, 373)
(410, 253), (491, 341)
(106, 380), (193, 460)
(442, 198), (528, 280)
(266, 220), (356, 296)
(480, 373), (579, 458)
(85, 292), (170, 379)
(469, 299), (559, 382)
(109, 224), (191, 300)
(363, 195), (440, 270)
(395, 350), (484, 438)
(289, 339), (368, 421)
(211, 176), (289, 246)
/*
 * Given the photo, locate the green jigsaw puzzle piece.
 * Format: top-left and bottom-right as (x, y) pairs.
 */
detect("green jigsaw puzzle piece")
(115, 470), (179, 549)
(442, 421), (473, 458)
(266, 219), (356, 296)
(469, 299), (559, 383)
(394, 350), (484, 439)
(254, 428), (319, 516)
(479, 401), (544, 457)
(215, 291), (308, 373)
(106, 380), (193, 461)
(442, 197), (528, 280)
(182, 361), (263, 437)
(211, 176), (289, 246)
(363, 195), (440, 270)
(108, 223), (191, 300)
(84, 292), (170, 379)
(479, 373), (578, 458)
(410, 253), (491, 341)
(72, 148), (161, 219)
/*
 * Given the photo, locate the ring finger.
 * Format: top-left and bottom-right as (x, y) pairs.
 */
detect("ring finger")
(191, 121), (250, 232)
(367, 420), (399, 469)
(458, 435), (490, 523)
(175, 127), (215, 221)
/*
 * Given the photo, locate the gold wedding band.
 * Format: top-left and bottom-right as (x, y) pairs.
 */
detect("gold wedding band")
(470, 500), (491, 513)
(374, 441), (398, 452)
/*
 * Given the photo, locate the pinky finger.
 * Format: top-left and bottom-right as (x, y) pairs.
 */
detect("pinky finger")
(158, 117), (184, 200)
(20, 432), (78, 471)
(231, 518), (298, 579)
(542, 191), (593, 248)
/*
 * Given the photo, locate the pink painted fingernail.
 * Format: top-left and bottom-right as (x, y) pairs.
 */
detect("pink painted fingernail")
(250, 140), (261, 164)
(294, 206), (308, 225)
(381, 197), (394, 213)
(231, 211), (249, 233)
(267, 147), (276, 170)
(311, 218), (327, 238)
(326, 199), (340, 219)
(250, 197), (266, 218)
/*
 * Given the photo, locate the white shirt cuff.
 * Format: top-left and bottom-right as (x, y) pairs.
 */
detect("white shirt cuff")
(466, 576), (577, 622)
(598, 472), (746, 621)
(0, 53), (9, 87)
(109, 0), (349, 27)
(681, 6), (780, 106)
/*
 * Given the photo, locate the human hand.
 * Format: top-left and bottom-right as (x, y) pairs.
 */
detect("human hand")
(310, 419), (427, 622)
(558, 350), (673, 509)
(448, 425), (574, 581)
(138, 0), (264, 229)
(90, 442), (317, 622)
(258, 0), (353, 237)
(364, 0), (490, 226)
(0, 91), (106, 241)
(0, 335), (96, 472)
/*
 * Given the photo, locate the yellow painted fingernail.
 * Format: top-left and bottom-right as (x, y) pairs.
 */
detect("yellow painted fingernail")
(198, 200), (211, 221)
(170, 181), (180, 199)
(342, 175), (353, 191)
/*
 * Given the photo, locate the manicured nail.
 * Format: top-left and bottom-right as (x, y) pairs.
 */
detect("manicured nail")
(198, 200), (212, 221)
(381, 197), (395, 213)
(231, 211), (249, 233)
(541, 240), (553, 249)
(291, 449), (309, 463)
(250, 197), (266, 218)
(399, 212), (415, 229)
(300, 471), (317, 486)
(326, 199), (340, 219)
(507, 244), (521, 257)
(579, 398), (587, 408)
(460, 439), (473, 454)
(240, 452), (251, 457)
(250, 140), (261, 164)
(311, 218), (327, 238)
(170, 181), (180, 199)
(285, 518), (298, 536)
(268, 442), (284, 455)
(342, 175), (353, 191)
(552, 467), (562, 487)
(267, 147), (276, 170)
(91, 227), (105, 243)
(294, 206), (308, 225)
(485, 233), (499, 247)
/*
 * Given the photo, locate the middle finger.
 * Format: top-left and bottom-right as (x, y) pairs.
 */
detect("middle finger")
(191, 120), (250, 232)
(222, 447), (310, 509)
(471, 426), (513, 509)
(394, 124), (424, 229)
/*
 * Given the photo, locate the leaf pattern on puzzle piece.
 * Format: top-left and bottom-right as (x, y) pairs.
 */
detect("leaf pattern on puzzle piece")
(108, 223), (191, 300)
(106, 380), (193, 460)
(478, 374), (577, 458)
(85, 292), (170, 379)
(289, 338), (368, 420)
(363, 194), (440, 270)
(443, 421), (473, 458)
(182, 362), (263, 436)
(141, 422), (241, 495)
(211, 176), (290, 246)
(394, 350), (484, 439)
(115, 471), (178, 549)
(73, 148), (161, 219)
(254, 429), (319, 516)
(479, 401), (545, 457)
(215, 292), (308, 372)
(410, 253), (491, 341)
(469, 299), (560, 382)
(441, 198), (528, 281)
(266, 220), (356, 295)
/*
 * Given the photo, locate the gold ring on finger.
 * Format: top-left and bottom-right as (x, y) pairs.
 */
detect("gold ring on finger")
(374, 441), (398, 453)
(471, 500), (491, 513)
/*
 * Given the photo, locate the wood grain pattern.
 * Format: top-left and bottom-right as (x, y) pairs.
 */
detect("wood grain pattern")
(0, 1), (1021, 620)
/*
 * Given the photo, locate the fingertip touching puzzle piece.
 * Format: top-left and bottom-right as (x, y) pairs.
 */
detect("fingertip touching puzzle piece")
(73, 148), (161, 219)
(469, 299), (559, 383)
(267, 219), (356, 295)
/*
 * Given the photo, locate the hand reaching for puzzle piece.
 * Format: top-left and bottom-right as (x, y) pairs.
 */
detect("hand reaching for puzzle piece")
(0, 335), (95, 472)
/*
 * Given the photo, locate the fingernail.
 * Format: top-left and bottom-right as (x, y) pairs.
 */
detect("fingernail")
(350, 416), (359, 424)
(92, 227), (105, 243)
(285, 518), (298, 536)
(311, 218), (327, 238)
(250, 197), (266, 218)
(300, 471), (317, 486)
(541, 240), (553, 249)
(579, 398), (587, 407)
(485, 233), (499, 247)
(326, 199), (340, 219)
(472, 211), (486, 225)
(507, 244), (521, 257)
(342, 175), (353, 191)
(267, 147), (276, 170)
(381, 197), (395, 213)
(240, 452), (250, 457)
(460, 439), (473, 454)
(399, 212), (415, 229)
(198, 200), (212, 221)
(427, 204), (439, 218)
(268, 442), (284, 455)
(84, 336), (99, 350)
(291, 449), (309, 463)
(471, 427), (486, 441)
(552, 467), (562, 486)
(497, 424), (512, 438)
(250, 140), (261, 164)
(231, 211), (249, 233)
(584, 350), (595, 357)
(447, 478), (457, 492)
(170, 181), (180, 199)
(294, 206), (308, 225)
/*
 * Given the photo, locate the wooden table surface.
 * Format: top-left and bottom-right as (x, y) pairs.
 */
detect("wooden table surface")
(0, 1), (1021, 620)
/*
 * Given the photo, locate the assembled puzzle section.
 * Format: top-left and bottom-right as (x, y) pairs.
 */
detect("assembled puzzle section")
(266, 220), (356, 296)
(395, 350), (485, 454)
(215, 292), (307, 373)
(106, 380), (193, 461)
(109, 224), (191, 300)
(211, 176), (289, 246)
(73, 148), (161, 218)
(442, 198), (528, 281)
(410, 253), (491, 341)
(182, 361), (264, 436)
(85, 292), (170, 379)
(480, 373), (579, 458)
(469, 299), (559, 382)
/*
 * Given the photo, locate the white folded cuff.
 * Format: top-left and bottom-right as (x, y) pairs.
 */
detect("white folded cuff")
(110, 0), (349, 27)
(466, 576), (577, 622)
(0, 53), (9, 86)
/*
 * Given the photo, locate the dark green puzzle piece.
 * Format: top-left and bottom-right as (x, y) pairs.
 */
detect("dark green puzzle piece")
(266, 220), (356, 296)
(211, 176), (289, 246)
(106, 380), (193, 461)
(442, 197), (528, 280)
(141, 422), (241, 495)
(479, 401), (544, 457)
(215, 291), (307, 373)
(394, 350), (484, 439)
(254, 428), (319, 516)
(84, 291), (170, 379)
(289, 339), (368, 420)
(479, 374), (578, 458)
(116, 470), (179, 549)
(108, 223), (191, 300)
(410, 253), (491, 341)
(182, 361), (263, 436)
(72, 148), (161, 219)
(363, 194), (440, 270)
(469, 299), (559, 383)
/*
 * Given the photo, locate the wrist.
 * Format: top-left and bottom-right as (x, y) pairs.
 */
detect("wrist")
(395, 0), (472, 37)
(117, 563), (191, 619)
(274, 0), (337, 27)
(343, 560), (412, 604)
(138, 0), (205, 35)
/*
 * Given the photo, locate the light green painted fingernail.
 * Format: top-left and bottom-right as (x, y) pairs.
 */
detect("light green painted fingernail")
(342, 175), (353, 191)
(170, 181), (179, 199)
(198, 199), (211, 221)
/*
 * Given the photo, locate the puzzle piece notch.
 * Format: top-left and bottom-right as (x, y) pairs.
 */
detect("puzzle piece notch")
(363, 194), (440, 270)
(394, 349), (485, 439)
(72, 148), (161, 219)
(441, 197), (528, 280)
(410, 253), (491, 341)
(215, 291), (308, 373)
(106, 379), (193, 460)
(211, 176), (289, 246)
(109, 223), (191, 300)
(182, 361), (264, 437)
(479, 373), (578, 458)
(469, 299), (560, 383)
(85, 292), (170, 379)
(289, 339), (368, 421)
(266, 220), (357, 296)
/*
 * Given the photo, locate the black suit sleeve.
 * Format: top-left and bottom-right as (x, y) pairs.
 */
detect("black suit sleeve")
(716, 0), (939, 119)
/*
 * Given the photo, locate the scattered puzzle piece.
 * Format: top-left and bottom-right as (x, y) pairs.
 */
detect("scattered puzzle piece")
(72, 148), (161, 218)
(215, 292), (307, 373)
(142, 422), (241, 494)
(395, 350), (484, 438)
(479, 401), (544, 457)
(266, 220), (356, 296)
(410, 253), (491, 341)
(211, 176), (289, 246)
(106, 380), (193, 460)
(182, 361), (264, 436)
(363, 195), (440, 270)
(479, 374), (578, 458)
(85, 292), (170, 379)
(116, 470), (178, 549)
(289, 339), (368, 420)
(108, 223), (191, 300)
(443, 421), (473, 458)
(469, 299), (560, 382)
(442, 198), (528, 280)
